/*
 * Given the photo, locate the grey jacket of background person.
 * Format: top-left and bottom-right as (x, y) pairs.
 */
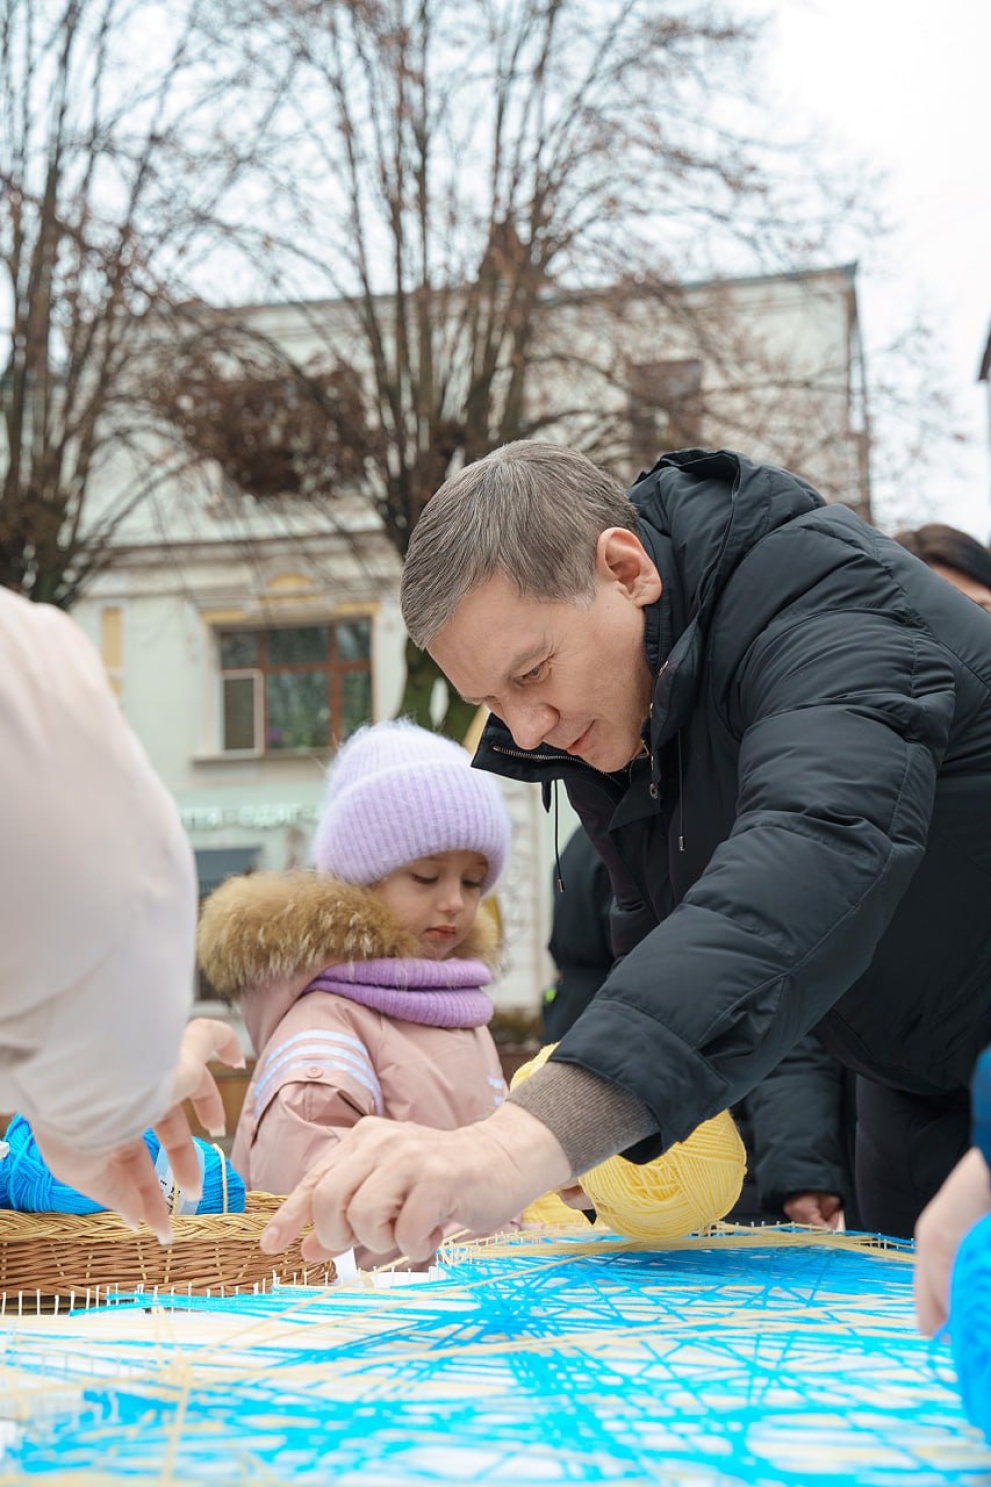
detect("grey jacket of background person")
(544, 828), (615, 1043)
(477, 448), (991, 1162)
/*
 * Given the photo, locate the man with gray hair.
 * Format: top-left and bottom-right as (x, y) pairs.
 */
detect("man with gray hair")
(263, 441), (991, 1332)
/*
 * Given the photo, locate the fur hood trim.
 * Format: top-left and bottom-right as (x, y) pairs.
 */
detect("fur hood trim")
(197, 870), (500, 997)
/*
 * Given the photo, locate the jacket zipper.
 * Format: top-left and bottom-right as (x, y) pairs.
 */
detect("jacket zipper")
(648, 699), (659, 800)
(490, 742), (608, 777)
(492, 736), (660, 797)
(491, 684), (663, 794)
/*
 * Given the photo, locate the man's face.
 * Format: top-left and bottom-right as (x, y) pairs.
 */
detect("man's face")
(429, 535), (660, 773)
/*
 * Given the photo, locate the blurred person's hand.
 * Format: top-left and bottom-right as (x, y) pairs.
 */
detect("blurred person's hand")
(914, 1147), (991, 1336)
(34, 1018), (245, 1243)
(556, 1181), (596, 1212)
(783, 1190), (844, 1229)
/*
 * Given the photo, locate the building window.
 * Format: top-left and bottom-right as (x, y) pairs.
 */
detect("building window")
(628, 358), (703, 472)
(217, 620), (373, 754)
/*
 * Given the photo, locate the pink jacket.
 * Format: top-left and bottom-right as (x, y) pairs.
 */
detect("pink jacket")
(198, 871), (508, 1266)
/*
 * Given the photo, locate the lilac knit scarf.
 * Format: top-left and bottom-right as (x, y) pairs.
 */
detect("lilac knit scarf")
(304, 957), (494, 1029)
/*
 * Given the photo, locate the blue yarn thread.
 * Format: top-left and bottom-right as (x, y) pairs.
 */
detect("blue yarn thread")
(949, 1208), (991, 1441)
(0, 1115), (245, 1215)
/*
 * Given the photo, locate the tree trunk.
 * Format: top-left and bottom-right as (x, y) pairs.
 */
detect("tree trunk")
(397, 636), (479, 742)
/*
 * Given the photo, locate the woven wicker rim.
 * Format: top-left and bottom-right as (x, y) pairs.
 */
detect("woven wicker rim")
(0, 1192), (331, 1299)
(0, 1191), (284, 1242)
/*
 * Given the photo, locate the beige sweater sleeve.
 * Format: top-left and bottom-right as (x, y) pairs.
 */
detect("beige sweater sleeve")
(508, 1059), (659, 1177)
(0, 590), (196, 1151)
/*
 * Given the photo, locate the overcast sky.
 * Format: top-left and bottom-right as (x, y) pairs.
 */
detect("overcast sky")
(742, 0), (990, 537)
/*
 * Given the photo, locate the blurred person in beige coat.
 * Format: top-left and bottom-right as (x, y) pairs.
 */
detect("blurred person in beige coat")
(198, 721), (512, 1269)
(0, 586), (243, 1241)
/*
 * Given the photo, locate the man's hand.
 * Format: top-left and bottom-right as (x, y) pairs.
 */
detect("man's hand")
(260, 1102), (572, 1263)
(914, 1146), (991, 1336)
(782, 1191), (844, 1229)
(33, 1018), (245, 1244)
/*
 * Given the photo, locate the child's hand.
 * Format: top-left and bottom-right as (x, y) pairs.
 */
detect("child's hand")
(33, 1018), (245, 1244)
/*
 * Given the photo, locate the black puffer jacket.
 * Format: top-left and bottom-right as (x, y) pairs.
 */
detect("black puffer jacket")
(476, 449), (991, 1159)
(547, 827), (853, 1213)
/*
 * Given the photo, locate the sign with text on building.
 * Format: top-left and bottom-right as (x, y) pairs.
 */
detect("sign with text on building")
(179, 803), (320, 832)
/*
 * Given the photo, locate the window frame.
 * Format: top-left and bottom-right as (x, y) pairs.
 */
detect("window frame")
(218, 667), (265, 756)
(216, 619), (373, 756)
(627, 357), (704, 471)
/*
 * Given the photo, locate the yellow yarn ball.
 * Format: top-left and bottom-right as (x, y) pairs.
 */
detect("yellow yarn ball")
(521, 1190), (592, 1230)
(511, 1044), (746, 1241)
(509, 1045), (557, 1092)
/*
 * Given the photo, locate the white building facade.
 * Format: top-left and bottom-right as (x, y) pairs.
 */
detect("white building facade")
(71, 263), (870, 1029)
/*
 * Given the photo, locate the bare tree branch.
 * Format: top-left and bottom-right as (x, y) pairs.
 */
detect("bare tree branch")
(0, 0), (294, 603)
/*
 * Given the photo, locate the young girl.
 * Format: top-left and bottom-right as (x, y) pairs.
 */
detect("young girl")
(197, 720), (512, 1268)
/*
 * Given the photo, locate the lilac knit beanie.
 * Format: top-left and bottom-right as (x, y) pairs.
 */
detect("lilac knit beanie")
(312, 720), (510, 892)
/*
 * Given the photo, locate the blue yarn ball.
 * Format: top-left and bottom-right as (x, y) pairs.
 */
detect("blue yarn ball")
(0, 1115), (245, 1216)
(0, 1134), (10, 1208)
(1, 1115), (103, 1213)
(949, 1209), (991, 1441)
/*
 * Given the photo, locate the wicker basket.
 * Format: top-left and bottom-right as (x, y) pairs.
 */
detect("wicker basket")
(0, 1193), (334, 1306)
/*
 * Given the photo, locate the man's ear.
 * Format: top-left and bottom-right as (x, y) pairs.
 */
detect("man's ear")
(596, 528), (662, 606)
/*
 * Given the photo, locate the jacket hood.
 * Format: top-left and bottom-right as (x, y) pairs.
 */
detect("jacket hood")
(634, 448), (824, 637)
(635, 448), (824, 753)
(475, 448), (825, 782)
(197, 870), (500, 998)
